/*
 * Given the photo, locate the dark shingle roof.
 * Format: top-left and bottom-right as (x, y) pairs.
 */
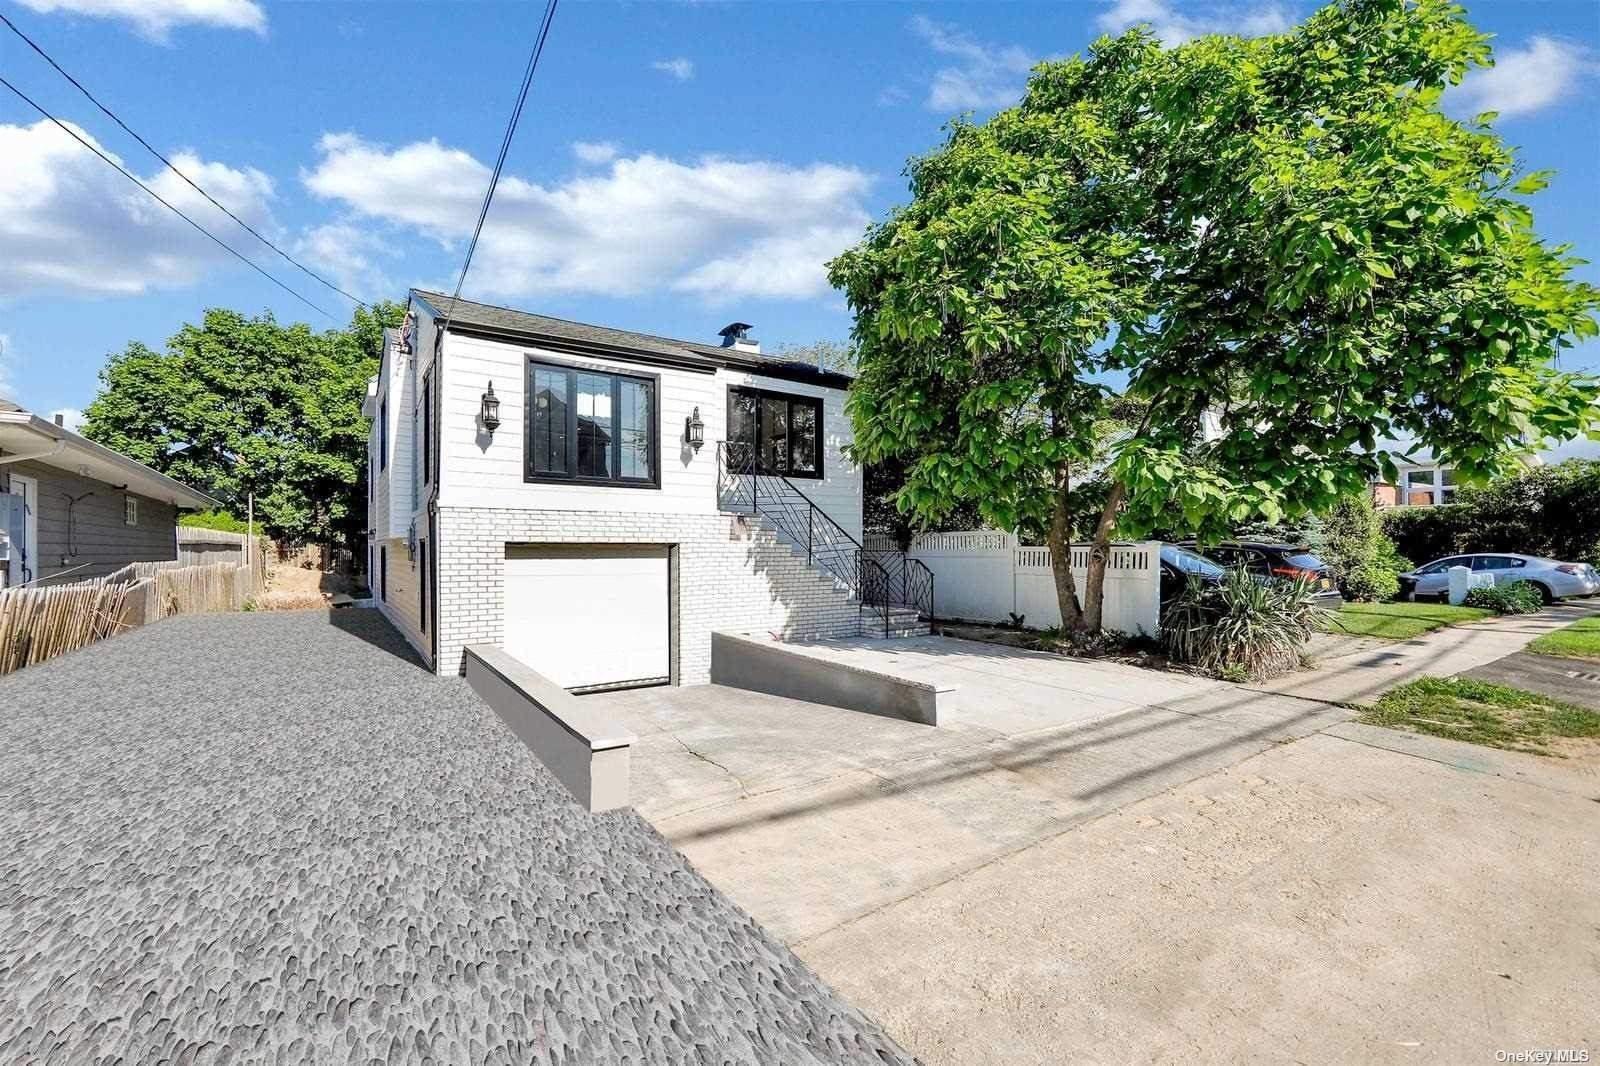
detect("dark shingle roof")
(411, 289), (853, 388)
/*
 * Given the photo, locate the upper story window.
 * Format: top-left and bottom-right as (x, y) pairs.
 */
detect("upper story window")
(1403, 465), (1455, 506)
(379, 396), (388, 472)
(526, 358), (658, 487)
(727, 386), (822, 479)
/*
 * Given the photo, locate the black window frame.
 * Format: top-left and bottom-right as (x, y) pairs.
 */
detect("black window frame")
(378, 396), (388, 472)
(421, 370), (432, 486)
(524, 356), (661, 489)
(379, 545), (387, 602)
(726, 385), (825, 480)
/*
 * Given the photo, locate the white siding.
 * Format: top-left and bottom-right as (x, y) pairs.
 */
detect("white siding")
(435, 331), (862, 536)
(375, 534), (428, 662)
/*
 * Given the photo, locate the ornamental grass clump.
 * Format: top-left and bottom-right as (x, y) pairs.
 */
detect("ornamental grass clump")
(1161, 569), (1329, 681)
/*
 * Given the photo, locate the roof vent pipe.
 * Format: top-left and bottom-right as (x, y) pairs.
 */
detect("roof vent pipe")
(717, 322), (760, 354)
(54, 413), (64, 426)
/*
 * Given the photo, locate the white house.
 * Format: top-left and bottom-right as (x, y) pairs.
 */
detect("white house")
(364, 290), (924, 690)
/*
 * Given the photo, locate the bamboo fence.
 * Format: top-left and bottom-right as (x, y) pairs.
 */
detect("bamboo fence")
(0, 556), (266, 676)
(0, 580), (131, 675)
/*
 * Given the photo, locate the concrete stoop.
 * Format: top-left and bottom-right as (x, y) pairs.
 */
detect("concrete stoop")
(861, 607), (931, 639)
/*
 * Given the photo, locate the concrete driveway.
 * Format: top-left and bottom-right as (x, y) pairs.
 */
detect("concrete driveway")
(601, 634), (1600, 1063)
(602, 638), (1352, 943)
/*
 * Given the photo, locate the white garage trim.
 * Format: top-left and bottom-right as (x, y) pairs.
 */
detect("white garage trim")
(503, 543), (673, 691)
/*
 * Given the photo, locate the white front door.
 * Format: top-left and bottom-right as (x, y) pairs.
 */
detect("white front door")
(10, 474), (38, 585)
(503, 544), (671, 690)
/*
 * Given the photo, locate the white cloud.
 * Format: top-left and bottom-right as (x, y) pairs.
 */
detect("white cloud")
(1097, 0), (1291, 45)
(302, 133), (872, 303)
(911, 16), (1038, 111)
(0, 119), (278, 298)
(293, 221), (393, 300)
(49, 407), (86, 431)
(15, 0), (266, 41)
(652, 57), (695, 81)
(1449, 36), (1594, 119)
(572, 141), (621, 165)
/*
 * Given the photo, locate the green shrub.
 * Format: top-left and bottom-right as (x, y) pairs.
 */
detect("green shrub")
(180, 508), (251, 533)
(1463, 580), (1544, 615)
(1322, 494), (1407, 601)
(1342, 563), (1400, 603)
(1161, 569), (1329, 681)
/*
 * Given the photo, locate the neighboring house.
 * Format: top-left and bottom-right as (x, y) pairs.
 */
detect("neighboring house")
(0, 399), (217, 586)
(1371, 431), (1600, 508)
(364, 290), (912, 689)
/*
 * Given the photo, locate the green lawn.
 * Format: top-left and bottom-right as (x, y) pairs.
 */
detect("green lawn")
(1527, 615), (1600, 662)
(1360, 677), (1600, 756)
(1320, 601), (1493, 640)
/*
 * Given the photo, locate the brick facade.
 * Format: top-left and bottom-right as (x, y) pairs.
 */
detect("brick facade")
(434, 506), (862, 682)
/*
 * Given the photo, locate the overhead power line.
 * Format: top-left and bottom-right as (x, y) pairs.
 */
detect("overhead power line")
(0, 73), (335, 321)
(440, 0), (561, 333)
(0, 9), (367, 311)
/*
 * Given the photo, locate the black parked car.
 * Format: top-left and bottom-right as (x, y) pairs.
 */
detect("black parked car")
(1159, 543), (1229, 607)
(1178, 540), (1344, 604)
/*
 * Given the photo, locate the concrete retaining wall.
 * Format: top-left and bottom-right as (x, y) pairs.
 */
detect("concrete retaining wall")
(463, 644), (635, 812)
(711, 630), (954, 726)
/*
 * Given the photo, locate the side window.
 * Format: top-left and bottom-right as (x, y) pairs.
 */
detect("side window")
(123, 495), (138, 526)
(379, 546), (387, 602)
(422, 370), (432, 486)
(379, 397), (388, 472)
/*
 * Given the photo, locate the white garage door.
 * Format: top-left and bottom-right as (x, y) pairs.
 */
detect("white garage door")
(503, 544), (671, 691)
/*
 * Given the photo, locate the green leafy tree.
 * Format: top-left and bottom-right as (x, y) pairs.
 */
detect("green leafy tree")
(831, 0), (1600, 631)
(82, 301), (403, 545)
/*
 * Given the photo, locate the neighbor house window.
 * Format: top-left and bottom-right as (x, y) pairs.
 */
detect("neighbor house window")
(379, 396), (388, 472)
(727, 386), (822, 478)
(1403, 466), (1456, 506)
(525, 359), (657, 486)
(123, 496), (137, 526)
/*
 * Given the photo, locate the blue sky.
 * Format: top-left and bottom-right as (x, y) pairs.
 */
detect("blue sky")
(1, 0), (1596, 426)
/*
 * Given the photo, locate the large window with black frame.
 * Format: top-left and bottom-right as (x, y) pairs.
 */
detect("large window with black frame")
(727, 386), (822, 478)
(525, 359), (658, 487)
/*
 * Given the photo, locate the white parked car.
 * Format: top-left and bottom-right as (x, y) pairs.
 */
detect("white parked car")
(1399, 553), (1600, 603)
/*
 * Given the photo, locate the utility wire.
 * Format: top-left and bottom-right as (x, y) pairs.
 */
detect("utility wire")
(0, 9), (367, 310)
(0, 73), (335, 321)
(439, 0), (560, 333)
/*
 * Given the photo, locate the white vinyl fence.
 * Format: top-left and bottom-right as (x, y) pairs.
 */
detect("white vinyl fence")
(871, 530), (1162, 635)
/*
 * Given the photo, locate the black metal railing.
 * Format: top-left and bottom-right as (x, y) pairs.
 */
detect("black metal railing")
(718, 442), (934, 629)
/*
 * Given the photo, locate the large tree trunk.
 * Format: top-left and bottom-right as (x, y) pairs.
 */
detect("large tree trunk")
(1046, 460), (1085, 631)
(1080, 481), (1128, 633)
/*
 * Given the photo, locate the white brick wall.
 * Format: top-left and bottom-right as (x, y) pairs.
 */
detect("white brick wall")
(434, 506), (862, 682)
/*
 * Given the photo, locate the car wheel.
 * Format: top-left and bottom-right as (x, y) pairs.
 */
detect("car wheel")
(1528, 582), (1555, 605)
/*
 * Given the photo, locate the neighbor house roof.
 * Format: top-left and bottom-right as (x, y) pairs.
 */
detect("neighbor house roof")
(410, 290), (854, 389)
(0, 400), (218, 510)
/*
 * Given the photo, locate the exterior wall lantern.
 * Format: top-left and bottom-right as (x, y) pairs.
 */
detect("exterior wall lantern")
(685, 406), (705, 450)
(480, 381), (501, 432)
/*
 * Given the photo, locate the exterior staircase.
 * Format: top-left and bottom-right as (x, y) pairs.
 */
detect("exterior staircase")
(719, 443), (933, 639)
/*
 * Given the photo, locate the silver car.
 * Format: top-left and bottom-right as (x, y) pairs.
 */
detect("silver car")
(1401, 553), (1600, 602)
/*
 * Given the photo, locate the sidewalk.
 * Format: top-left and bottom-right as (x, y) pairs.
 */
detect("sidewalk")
(1246, 600), (1600, 705)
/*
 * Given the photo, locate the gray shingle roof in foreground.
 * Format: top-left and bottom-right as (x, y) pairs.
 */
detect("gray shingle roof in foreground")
(0, 610), (918, 1066)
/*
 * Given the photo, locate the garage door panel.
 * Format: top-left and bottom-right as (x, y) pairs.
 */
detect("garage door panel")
(503, 545), (670, 690)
